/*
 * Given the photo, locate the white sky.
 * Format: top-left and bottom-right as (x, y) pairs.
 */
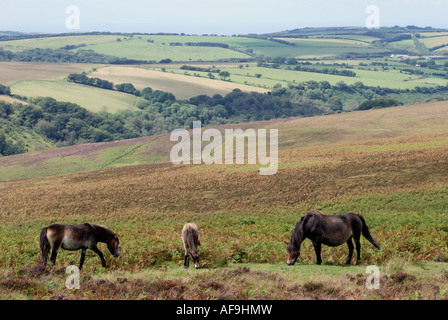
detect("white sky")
(0, 0), (447, 34)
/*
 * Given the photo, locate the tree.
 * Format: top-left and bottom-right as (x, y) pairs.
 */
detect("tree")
(0, 84), (11, 95)
(0, 133), (25, 156)
(115, 83), (141, 96)
(219, 71), (230, 81)
(35, 119), (60, 140)
(319, 81), (331, 90)
(328, 96), (343, 112)
(0, 102), (14, 118)
(141, 87), (153, 98)
(353, 81), (365, 91)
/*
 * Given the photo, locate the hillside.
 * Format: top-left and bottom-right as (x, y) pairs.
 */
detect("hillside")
(1, 100), (448, 180)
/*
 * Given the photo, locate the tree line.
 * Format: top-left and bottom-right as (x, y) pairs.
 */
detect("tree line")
(0, 47), (151, 64)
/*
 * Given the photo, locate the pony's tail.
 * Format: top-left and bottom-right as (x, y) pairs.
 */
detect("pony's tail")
(39, 227), (51, 267)
(357, 214), (380, 249)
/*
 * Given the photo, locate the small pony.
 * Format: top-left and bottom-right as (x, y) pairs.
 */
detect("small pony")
(181, 223), (201, 268)
(39, 223), (120, 270)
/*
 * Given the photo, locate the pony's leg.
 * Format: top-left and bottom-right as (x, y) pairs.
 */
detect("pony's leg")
(346, 237), (354, 265)
(352, 222), (362, 264)
(312, 241), (322, 265)
(354, 237), (361, 265)
(50, 241), (61, 266)
(92, 246), (106, 267)
(79, 249), (87, 270)
(184, 248), (190, 268)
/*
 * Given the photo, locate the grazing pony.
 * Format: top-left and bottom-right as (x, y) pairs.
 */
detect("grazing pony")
(286, 211), (380, 265)
(39, 223), (120, 270)
(182, 223), (201, 268)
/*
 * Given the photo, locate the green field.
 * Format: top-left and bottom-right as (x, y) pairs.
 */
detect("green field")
(0, 35), (254, 62)
(160, 63), (447, 90)
(0, 35), (118, 51)
(420, 35), (448, 49)
(10, 80), (144, 113)
(262, 37), (383, 58)
(84, 37), (251, 62)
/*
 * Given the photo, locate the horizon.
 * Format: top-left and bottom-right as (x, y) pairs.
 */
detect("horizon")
(1, 24), (446, 37)
(1, 0), (447, 35)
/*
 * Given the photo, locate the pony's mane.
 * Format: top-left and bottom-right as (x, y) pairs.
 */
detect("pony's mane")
(291, 211), (323, 246)
(85, 223), (116, 240)
(308, 211), (324, 221)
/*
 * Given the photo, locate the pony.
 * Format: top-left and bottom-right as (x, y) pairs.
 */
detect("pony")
(39, 223), (120, 270)
(181, 223), (201, 268)
(286, 211), (380, 265)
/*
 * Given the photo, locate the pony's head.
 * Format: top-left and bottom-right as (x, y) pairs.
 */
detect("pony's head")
(285, 241), (300, 266)
(190, 249), (200, 269)
(107, 234), (120, 258)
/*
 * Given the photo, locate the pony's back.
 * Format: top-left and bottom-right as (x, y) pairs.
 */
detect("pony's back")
(182, 223), (200, 248)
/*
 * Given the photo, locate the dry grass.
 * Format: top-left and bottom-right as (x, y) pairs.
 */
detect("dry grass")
(89, 66), (268, 99)
(3, 264), (446, 300)
(0, 62), (96, 85)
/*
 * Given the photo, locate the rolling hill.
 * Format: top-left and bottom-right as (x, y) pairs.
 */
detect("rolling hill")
(1, 100), (447, 180)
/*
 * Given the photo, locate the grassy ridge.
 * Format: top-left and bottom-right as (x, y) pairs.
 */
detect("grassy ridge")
(2, 100), (448, 180)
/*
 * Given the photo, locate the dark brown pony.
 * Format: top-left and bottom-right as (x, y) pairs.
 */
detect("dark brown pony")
(182, 223), (201, 268)
(286, 211), (380, 265)
(39, 223), (120, 270)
